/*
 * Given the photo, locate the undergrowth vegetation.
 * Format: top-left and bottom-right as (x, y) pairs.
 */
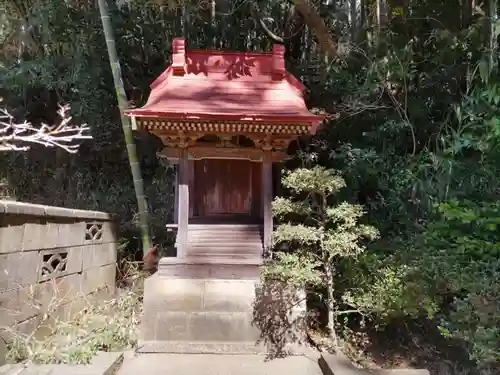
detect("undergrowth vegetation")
(6, 290), (142, 365)
(2, 241), (144, 365)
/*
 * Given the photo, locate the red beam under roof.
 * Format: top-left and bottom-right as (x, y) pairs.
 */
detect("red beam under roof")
(125, 39), (325, 131)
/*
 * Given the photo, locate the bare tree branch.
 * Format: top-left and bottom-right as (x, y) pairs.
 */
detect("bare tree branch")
(250, 3), (285, 43)
(292, 0), (337, 59)
(250, 0), (338, 59)
(0, 104), (92, 153)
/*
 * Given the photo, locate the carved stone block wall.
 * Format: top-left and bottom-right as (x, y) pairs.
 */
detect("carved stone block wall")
(0, 200), (119, 364)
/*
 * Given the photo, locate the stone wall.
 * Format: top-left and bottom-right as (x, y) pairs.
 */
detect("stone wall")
(0, 200), (119, 362)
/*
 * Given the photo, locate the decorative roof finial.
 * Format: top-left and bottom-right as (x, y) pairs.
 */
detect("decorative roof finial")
(272, 44), (285, 76)
(172, 38), (186, 76)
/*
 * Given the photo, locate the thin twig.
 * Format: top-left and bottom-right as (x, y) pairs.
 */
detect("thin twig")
(0, 104), (92, 153)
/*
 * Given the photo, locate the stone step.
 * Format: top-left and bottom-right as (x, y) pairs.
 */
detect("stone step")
(143, 311), (261, 343)
(142, 276), (262, 343)
(158, 257), (261, 279)
(135, 341), (311, 355)
(136, 340), (269, 354)
(143, 278), (257, 313)
(140, 274), (310, 357)
(319, 353), (431, 375)
(117, 352), (323, 375)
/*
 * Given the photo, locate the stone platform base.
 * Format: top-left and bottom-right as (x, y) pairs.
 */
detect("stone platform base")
(158, 257), (262, 279)
(141, 266), (307, 355)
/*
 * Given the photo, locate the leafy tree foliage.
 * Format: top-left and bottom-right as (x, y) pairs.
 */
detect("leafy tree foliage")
(263, 166), (379, 346)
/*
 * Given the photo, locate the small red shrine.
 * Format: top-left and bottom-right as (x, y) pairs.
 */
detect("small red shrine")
(125, 38), (324, 353)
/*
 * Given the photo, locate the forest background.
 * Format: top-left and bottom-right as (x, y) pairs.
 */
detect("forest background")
(1, 0), (499, 373)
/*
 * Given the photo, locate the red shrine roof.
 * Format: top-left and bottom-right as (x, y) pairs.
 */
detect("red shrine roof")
(125, 39), (324, 132)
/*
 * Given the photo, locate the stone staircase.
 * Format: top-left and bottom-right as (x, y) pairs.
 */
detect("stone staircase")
(139, 224), (268, 354)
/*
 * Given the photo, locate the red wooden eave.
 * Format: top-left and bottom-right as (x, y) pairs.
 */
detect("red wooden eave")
(125, 39), (325, 134)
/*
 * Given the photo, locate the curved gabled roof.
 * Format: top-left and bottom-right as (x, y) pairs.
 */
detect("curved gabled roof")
(125, 39), (324, 131)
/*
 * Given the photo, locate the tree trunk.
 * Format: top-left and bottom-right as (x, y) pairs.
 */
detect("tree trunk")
(210, 0), (216, 48)
(285, 6), (305, 61)
(488, 0), (498, 52)
(461, 0), (473, 28)
(324, 262), (338, 348)
(97, 0), (151, 255)
(376, 0), (388, 34)
(349, 0), (356, 40)
(359, 0), (367, 42)
(292, 0), (337, 59)
(318, 191), (338, 348)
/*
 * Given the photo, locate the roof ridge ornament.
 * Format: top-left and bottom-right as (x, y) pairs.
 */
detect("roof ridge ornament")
(172, 38), (186, 76)
(272, 44), (285, 77)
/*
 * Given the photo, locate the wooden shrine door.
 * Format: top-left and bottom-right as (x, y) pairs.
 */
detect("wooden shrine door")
(193, 159), (259, 218)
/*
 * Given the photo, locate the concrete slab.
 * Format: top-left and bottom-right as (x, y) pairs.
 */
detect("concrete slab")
(0, 351), (123, 375)
(117, 353), (323, 375)
(136, 340), (311, 355)
(319, 353), (430, 375)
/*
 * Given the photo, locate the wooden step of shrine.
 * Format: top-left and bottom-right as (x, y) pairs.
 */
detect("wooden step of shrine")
(188, 230), (262, 241)
(187, 245), (263, 251)
(188, 241), (263, 248)
(186, 250), (261, 259)
(186, 223), (264, 261)
(188, 224), (263, 229)
(188, 224), (262, 234)
(188, 236), (263, 243)
(187, 223), (263, 239)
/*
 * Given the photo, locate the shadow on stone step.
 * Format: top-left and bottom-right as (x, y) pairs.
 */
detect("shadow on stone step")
(252, 280), (307, 360)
